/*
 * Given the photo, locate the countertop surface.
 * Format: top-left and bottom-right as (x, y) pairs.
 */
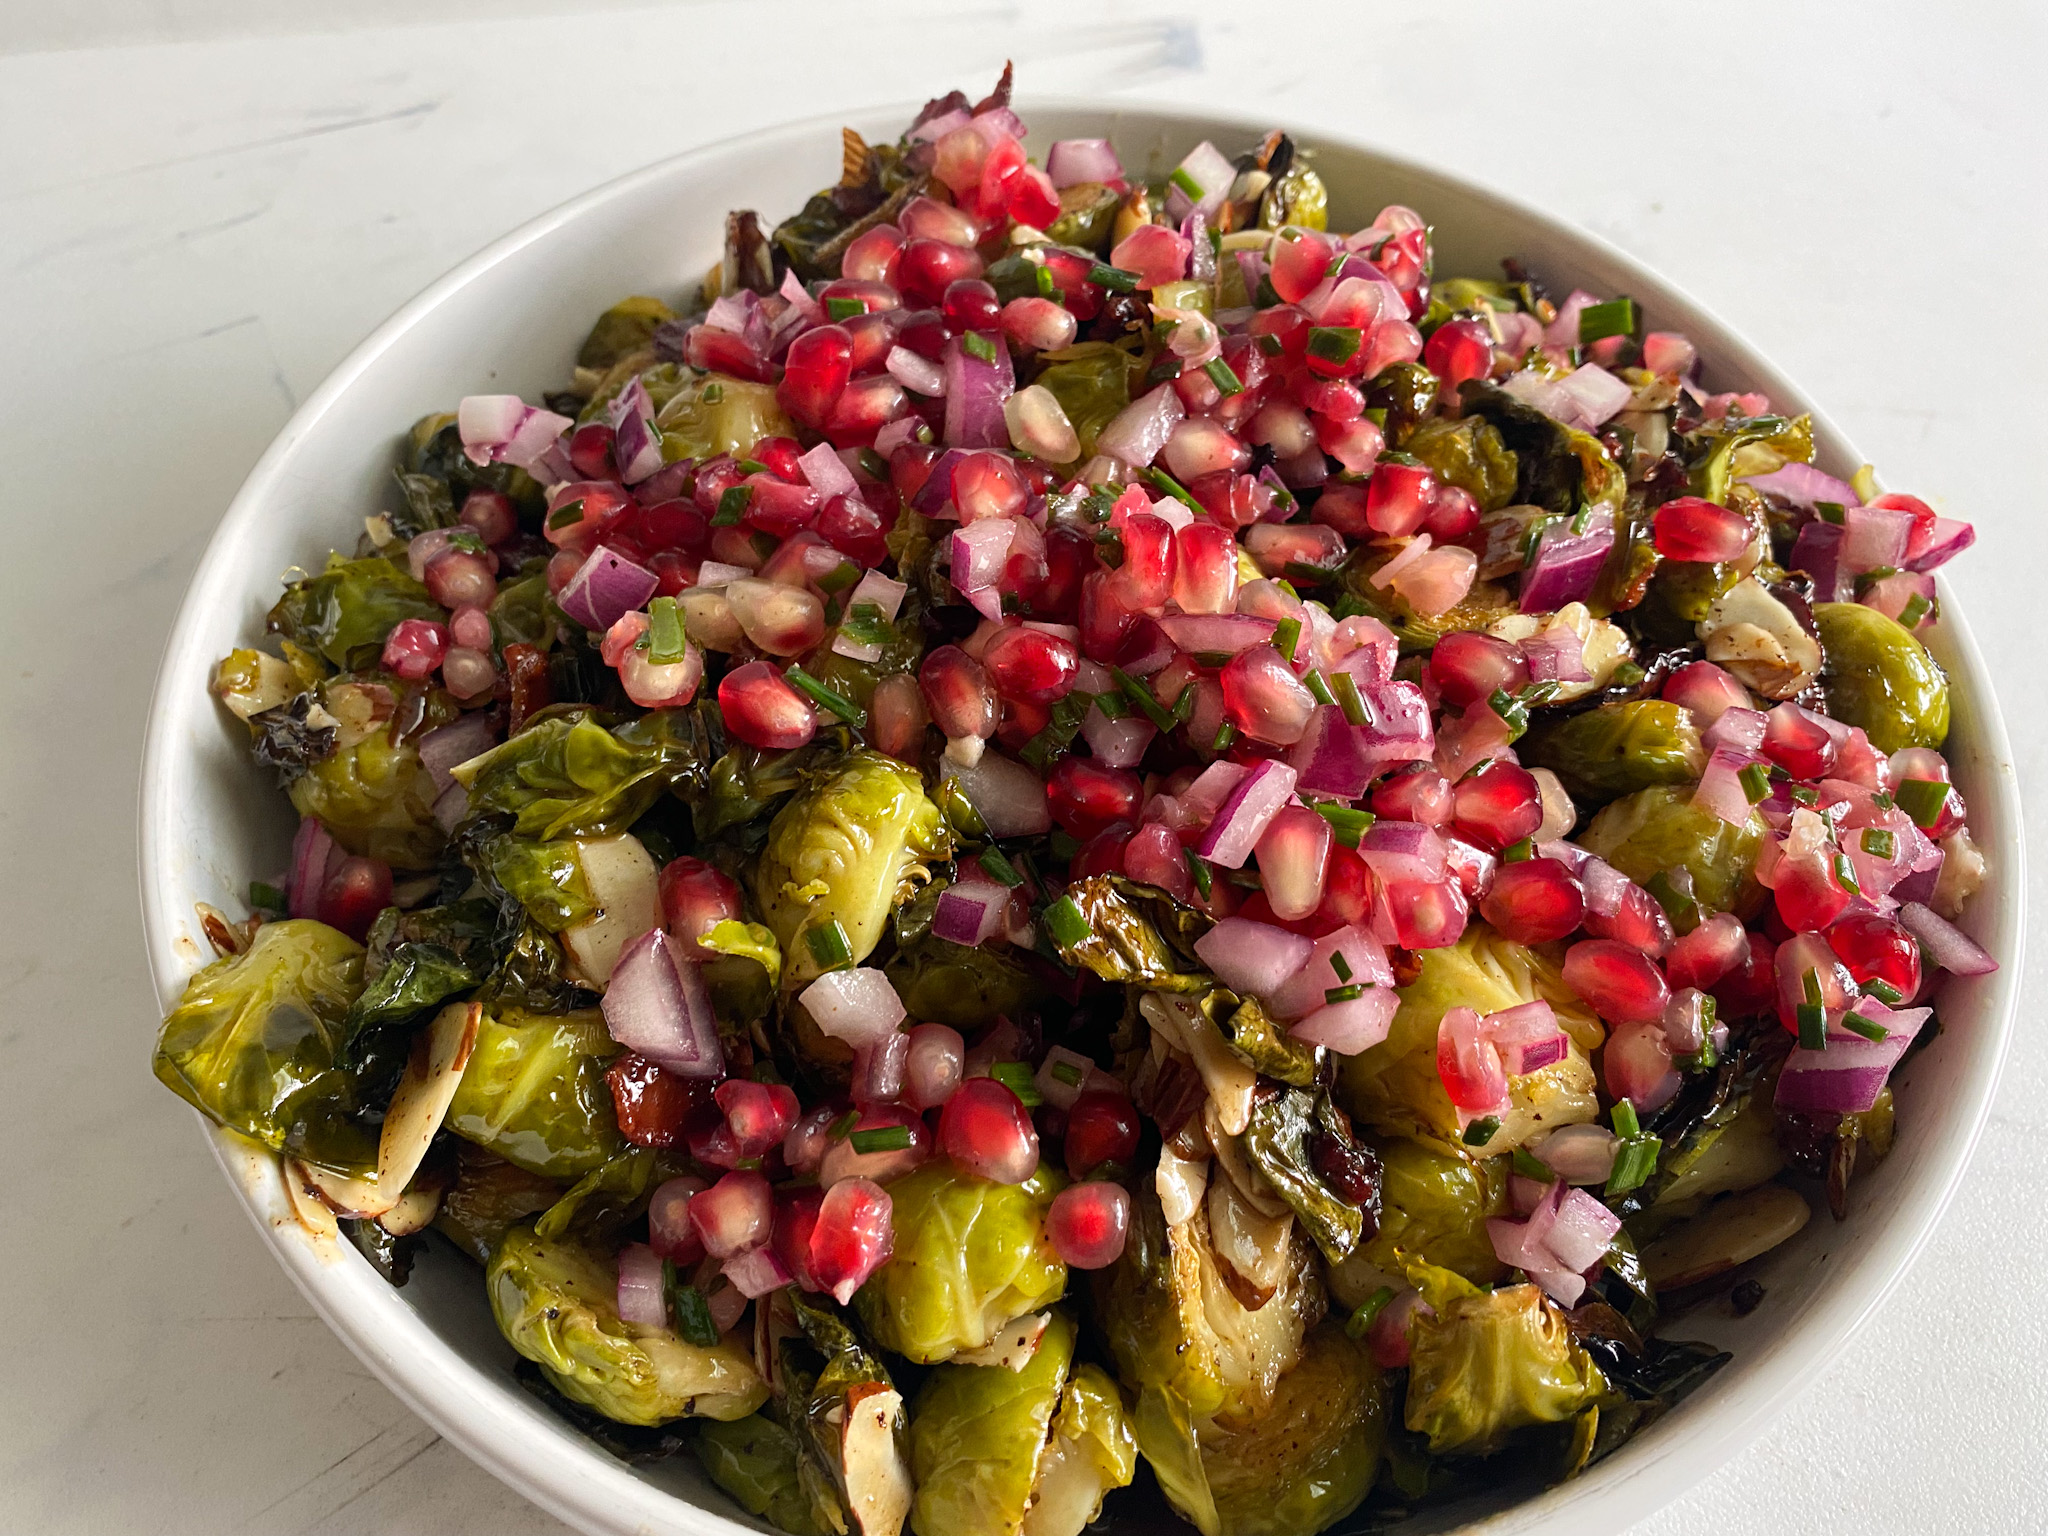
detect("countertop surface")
(3, 3), (2042, 1532)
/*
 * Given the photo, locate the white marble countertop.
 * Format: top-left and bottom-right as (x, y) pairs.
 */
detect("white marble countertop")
(3, 2), (2042, 1531)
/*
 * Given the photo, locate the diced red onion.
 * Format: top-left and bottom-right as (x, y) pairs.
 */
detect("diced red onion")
(1775, 1001), (1932, 1115)
(831, 570), (909, 664)
(558, 544), (659, 633)
(1578, 856), (1630, 919)
(1194, 758), (1298, 869)
(1287, 692), (1434, 799)
(1266, 926), (1394, 1019)
(431, 782), (468, 834)
(1158, 613), (1276, 656)
(722, 1245), (792, 1299)
(887, 344), (947, 398)
(1907, 517), (1976, 573)
(1096, 384), (1186, 468)
(1840, 503), (1915, 574)
(1545, 1187), (1623, 1272)
(1358, 820), (1447, 885)
(797, 441), (858, 500)
(1484, 999), (1565, 1075)
(1542, 291), (1599, 349)
(609, 378), (664, 484)
(1501, 369), (1583, 428)
(1046, 137), (1122, 188)
(1080, 703), (1155, 768)
(910, 107), (972, 144)
(1194, 917), (1315, 999)
(874, 416), (925, 456)
(1899, 901), (1998, 976)
(1741, 461), (1859, 510)
(934, 879), (1011, 946)
(1035, 1046), (1099, 1112)
(1704, 707), (1768, 755)
(944, 753), (1052, 837)
(942, 334), (1014, 450)
(1290, 986), (1399, 1053)
(1789, 519), (1847, 601)
(1557, 363), (1633, 428)
(457, 394), (573, 470)
(1162, 139), (1235, 222)
(799, 967), (906, 1048)
(615, 1242), (668, 1326)
(416, 712), (498, 796)
(1367, 1289), (1429, 1369)
(602, 929), (723, 1076)
(1519, 513), (1616, 613)
(1694, 746), (1763, 827)
(1520, 625), (1590, 685)
(1531, 1123), (1617, 1186)
(288, 815), (341, 920)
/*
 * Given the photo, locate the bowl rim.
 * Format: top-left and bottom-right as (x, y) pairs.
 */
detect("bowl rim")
(137, 95), (2024, 1536)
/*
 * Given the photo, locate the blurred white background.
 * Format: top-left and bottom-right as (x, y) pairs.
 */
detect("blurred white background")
(1, 2), (2042, 1532)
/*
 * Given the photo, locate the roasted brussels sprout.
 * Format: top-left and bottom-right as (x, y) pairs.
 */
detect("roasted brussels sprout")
(1338, 926), (1602, 1155)
(909, 1311), (1134, 1536)
(487, 1223), (765, 1425)
(286, 720), (444, 868)
(856, 1160), (1067, 1364)
(886, 886), (1046, 1030)
(1523, 699), (1705, 801)
(778, 1295), (915, 1536)
(434, 1146), (563, 1263)
(152, 918), (371, 1171)
(1814, 601), (1949, 752)
(1578, 784), (1766, 917)
(479, 835), (594, 932)
(445, 1006), (622, 1179)
(268, 553), (443, 669)
(454, 707), (713, 841)
(578, 295), (674, 371)
(1348, 1136), (1510, 1291)
(1030, 343), (1138, 463)
(1240, 1087), (1369, 1262)
(656, 374), (798, 464)
(1046, 184), (1122, 251)
(1402, 415), (1519, 512)
(1402, 1265), (1611, 1456)
(695, 1414), (829, 1536)
(1259, 162), (1328, 233)
(755, 752), (950, 986)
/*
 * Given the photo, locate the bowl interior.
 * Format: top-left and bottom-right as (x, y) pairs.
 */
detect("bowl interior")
(139, 101), (2022, 1536)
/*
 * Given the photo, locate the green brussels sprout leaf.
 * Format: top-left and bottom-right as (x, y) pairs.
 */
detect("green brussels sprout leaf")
(445, 1006), (622, 1179)
(455, 707), (715, 842)
(1813, 601), (1949, 753)
(1241, 1087), (1372, 1265)
(268, 553), (444, 669)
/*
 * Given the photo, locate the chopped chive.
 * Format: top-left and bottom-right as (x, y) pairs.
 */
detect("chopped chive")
(1311, 803), (1375, 847)
(1111, 666), (1179, 733)
(829, 1109), (861, 1139)
(1272, 615), (1301, 663)
(1512, 1148), (1553, 1181)
(1094, 690), (1130, 721)
(850, 1124), (914, 1154)
(1325, 983), (1365, 1004)
(736, 458), (769, 475)
(1051, 1060), (1086, 1087)
(1611, 1099), (1643, 1139)
(1871, 789), (1896, 811)
(1860, 827), (1896, 860)
(645, 595), (686, 664)
(1503, 837), (1534, 863)
(1486, 686), (1530, 741)
(546, 499), (586, 531)
(1739, 761), (1773, 804)
(1306, 326), (1363, 363)
(1796, 1002), (1829, 1050)
(1576, 296), (1638, 344)
(1833, 851), (1861, 896)
(1330, 949), (1353, 983)
(818, 560), (861, 595)
(1679, 1039), (1720, 1073)
(445, 527), (488, 556)
(1145, 466), (1200, 510)
(1168, 166), (1204, 199)
(665, 1265), (721, 1346)
(990, 1061), (1044, 1106)
(806, 920), (854, 971)
(1210, 720), (1237, 753)
(962, 331), (999, 364)
(978, 845), (1024, 888)
(1166, 684), (1195, 728)
(1609, 659), (1646, 687)
(248, 880), (287, 914)
(1462, 1116), (1502, 1147)
(1899, 593), (1933, 628)
(1802, 967), (1825, 1008)
(1146, 357), (1183, 386)
(1841, 1012), (1889, 1043)
(1790, 784), (1820, 806)
(857, 447), (888, 479)
(1203, 357), (1244, 395)
(1045, 895), (1092, 950)
(1346, 1285), (1396, 1339)
(837, 601), (898, 650)
(784, 665), (866, 727)
(1184, 846), (1213, 899)
(825, 295), (865, 321)
(1255, 332), (1285, 357)
(1088, 262), (1139, 292)
(1282, 559), (1337, 586)
(1304, 670), (1337, 707)
(1605, 1137), (1659, 1197)
(1034, 262), (1057, 297)
(1331, 671), (1370, 726)
(1895, 777), (1948, 829)
(1814, 500), (1847, 525)
(1863, 977), (1905, 1007)
(713, 484), (752, 526)
(701, 381), (724, 403)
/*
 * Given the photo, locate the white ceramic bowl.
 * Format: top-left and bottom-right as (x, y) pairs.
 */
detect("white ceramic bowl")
(138, 101), (2023, 1536)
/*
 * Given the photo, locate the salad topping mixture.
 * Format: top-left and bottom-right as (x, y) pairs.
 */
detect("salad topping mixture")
(159, 72), (1995, 1535)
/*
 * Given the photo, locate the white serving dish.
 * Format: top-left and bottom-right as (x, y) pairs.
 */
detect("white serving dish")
(137, 100), (2023, 1536)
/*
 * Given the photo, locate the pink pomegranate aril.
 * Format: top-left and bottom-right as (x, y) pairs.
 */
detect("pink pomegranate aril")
(776, 324), (853, 429)
(1662, 660), (1751, 727)
(1110, 222), (1191, 289)
(1046, 1181), (1131, 1269)
(841, 222), (904, 283)
(919, 644), (997, 740)
(900, 194), (981, 247)
(1255, 804), (1333, 921)
(717, 661), (817, 751)
(1422, 484), (1482, 544)
(1582, 880), (1676, 958)
(459, 488), (518, 546)
(1773, 930), (1857, 1031)
(713, 1079), (800, 1160)
(1652, 497), (1754, 564)
(1386, 875), (1469, 950)
(1001, 295), (1078, 353)
(1436, 1005), (1508, 1116)
(648, 1175), (709, 1262)
(659, 854), (742, 953)
(1122, 821), (1195, 902)
(1563, 939), (1671, 1024)
(1372, 765), (1454, 826)
(938, 1076), (1040, 1184)
(1365, 461), (1438, 537)
(982, 624), (1080, 705)
(425, 549), (497, 610)
(1479, 858), (1585, 944)
(568, 421), (617, 480)
(1269, 228), (1336, 304)
(809, 1177), (894, 1305)
(1772, 848), (1853, 934)
(1450, 761), (1544, 852)
(689, 1169), (773, 1260)
(1171, 521), (1240, 615)
(1603, 1019), (1680, 1112)
(903, 1023), (966, 1110)
(1423, 317), (1495, 394)
(1665, 911), (1748, 990)
(1108, 513), (1175, 612)
(819, 1103), (930, 1187)
(1429, 630), (1529, 708)
(1221, 644), (1317, 746)
(1047, 757), (1143, 839)
(1762, 703), (1839, 781)
(381, 618), (448, 680)
(771, 1185), (824, 1293)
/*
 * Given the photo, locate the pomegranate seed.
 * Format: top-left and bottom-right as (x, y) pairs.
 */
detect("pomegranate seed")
(1122, 822), (1195, 902)
(1652, 497), (1754, 564)
(684, 323), (770, 381)
(568, 421), (616, 480)
(782, 1105), (840, 1177)
(1372, 765), (1454, 826)
(1424, 317), (1494, 394)
(1256, 804), (1333, 921)
(1451, 761), (1543, 852)
(772, 1186), (824, 1292)
(1429, 631), (1529, 709)
(1314, 414), (1385, 474)
(1642, 332), (1697, 375)
(1442, 836), (1498, 901)
(939, 1076), (1040, 1184)
(459, 488), (518, 546)
(1171, 521), (1240, 615)
(442, 646), (497, 701)
(1827, 912), (1922, 999)
(1563, 939), (1671, 1023)
(689, 1170), (773, 1260)
(1000, 296), (1078, 353)
(658, 855), (741, 954)
(1423, 485), (1482, 544)
(1296, 376), (1365, 422)
(1665, 912), (1747, 990)
(842, 223), (904, 284)
(812, 492), (888, 568)
(809, 1177), (894, 1305)
(1047, 1181), (1131, 1269)
(1772, 846), (1852, 933)
(1479, 858), (1585, 944)
(1436, 1005), (1509, 1115)
(722, 578), (826, 657)
(608, 1056), (714, 1149)
(1365, 462), (1438, 537)
(869, 673), (927, 761)
(1762, 703), (1839, 781)
(648, 1174), (709, 1262)
(970, 132), (1027, 219)
(1773, 931), (1858, 1032)
(942, 278), (1003, 334)
(713, 1080), (799, 1161)
(897, 238), (986, 305)
(1662, 660), (1751, 727)
(817, 278), (899, 320)
(1107, 512), (1175, 613)
(313, 855), (390, 942)
(900, 195), (982, 247)
(1048, 757), (1143, 839)
(1711, 930), (1778, 1019)
(1269, 228), (1337, 303)
(904, 1023), (966, 1110)
(1311, 482), (1372, 540)
(1064, 1089), (1141, 1178)
(777, 324), (853, 429)
(820, 1103), (930, 1187)
(952, 451), (1026, 522)
(1162, 419), (1250, 483)
(381, 617), (447, 680)
(717, 661), (817, 751)
(919, 644), (997, 741)
(1386, 876), (1469, 950)
(1110, 223), (1191, 289)
(1604, 1019), (1681, 1112)
(824, 376), (907, 448)
(1221, 644), (1317, 746)
(425, 549), (497, 610)
(749, 436), (806, 481)
(1248, 397), (1316, 458)
(1583, 880), (1675, 957)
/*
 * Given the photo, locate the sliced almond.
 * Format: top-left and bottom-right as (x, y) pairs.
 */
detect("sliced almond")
(1642, 1183), (1811, 1290)
(954, 1312), (1050, 1371)
(839, 1382), (913, 1536)
(376, 1169), (448, 1236)
(281, 1160), (341, 1239)
(1207, 1171), (1293, 1310)
(377, 1000), (482, 1200)
(296, 1159), (391, 1220)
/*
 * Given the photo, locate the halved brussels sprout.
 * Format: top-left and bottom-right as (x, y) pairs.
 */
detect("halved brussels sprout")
(1337, 1136), (1509, 1297)
(1402, 1265), (1610, 1456)
(1578, 785), (1766, 917)
(454, 708), (714, 842)
(1814, 601), (1949, 752)
(1337, 925), (1602, 1155)
(1523, 699), (1704, 802)
(444, 1006), (622, 1179)
(1025, 1364), (1139, 1536)
(779, 1295), (914, 1536)
(856, 1159), (1068, 1365)
(268, 553), (443, 668)
(656, 373), (799, 463)
(755, 752), (950, 986)
(434, 1146), (563, 1263)
(886, 884), (1047, 1031)
(1046, 184), (1122, 251)
(1030, 343), (1138, 464)
(1403, 415), (1519, 512)
(152, 918), (370, 1172)
(578, 295), (674, 371)
(695, 1414), (830, 1536)
(287, 721), (444, 868)
(487, 1223), (765, 1425)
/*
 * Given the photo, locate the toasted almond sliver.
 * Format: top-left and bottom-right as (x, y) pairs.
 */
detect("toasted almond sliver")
(282, 1159), (342, 1238)
(377, 1000), (482, 1202)
(953, 1312), (1050, 1372)
(376, 1180), (445, 1237)
(297, 1158), (392, 1220)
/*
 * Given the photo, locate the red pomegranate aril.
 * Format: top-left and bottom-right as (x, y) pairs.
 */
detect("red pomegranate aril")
(824, 375), (907, 448)
(425, 549), (497, 610)
(971, 132), (1027, 219)
(777, 324), (853, 429)
(1048, 757), (1143, 839)
(749, 435), (806, 481)
(1221, 644), (1317, 746)
(1762, 703), (1839, 781)
(842, 223), (904, 284)
(1064, 1088), (1141, 1178)
(904, 1023), (966, 1111)
(714, 1079), (800, 1160)
(1424, 317), (1495, 394)
(939, 1076), (1040, 1183)
(1031, 528), (1092, 621)
(1110, 223), (1191, 289)
(1583, 881), (1676, 958)
(648, 1175), (709, 1262)
(741, 476), (821, 539)
(568, 421), (617, 480)
(1665, 911), (1748, 990)
(1171, 521), (1240, 615)
(1372, 765), (1454, 826)
(920, 644), (997, 741)
(1256, 803), (1333, 921)
(1772, 848), (1852, 934)
(1387, 876), (1469, 950)
(1429, 630), (1529, 708)
(953, 451), (1027, 522)
(1315, 413), (1385, 475)
(1563, 939), (1671, 1023)
(1827, 911), (1923, 999)
(1604, 1019), (1680, 1112)
(1296, 376), (1365, 422)
(1269, 228), (1337, 303)
(1072, 825), (1129, 880)
(897, 238), (986, 305)
(381, 618), (447, 680)
(809, 1176), (895, 1305)
(684, 323), (770, 381)
(1480, 858), (1586, 944)
(690, 1169), (773, 1260)
(1435, 1005), (1508, 1115)
(1451, 761), (1543, 852)
(1123, 822), (1195, 902)
(459, 488), (518, 546)
(772, 1185), (824, 1293)
(658, 854), (742, 954)
(870, 673), (927, 761)
(942, 278), (1003, 334)
(718, 661), (817, 751)
(1001, 296), (1078, 353)
(1773, 930), (1858, 1031)
(1365, 461), (1438, 537)
(1108, 513), (1175, 612)
(314, 855), (391, 942)
(1423, 485), (1482, 544)
(1711, 930), (1778, 1019)
(816, 491), (891, 567)
(608, 1054), (714, 1149)
(1662, 660), (1751, 727)
(1652, 497), (1754, 564)
(900, 194), (982, 247)
(1047, 1181), (1131, 1270)
(844, 310), (900, 373)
